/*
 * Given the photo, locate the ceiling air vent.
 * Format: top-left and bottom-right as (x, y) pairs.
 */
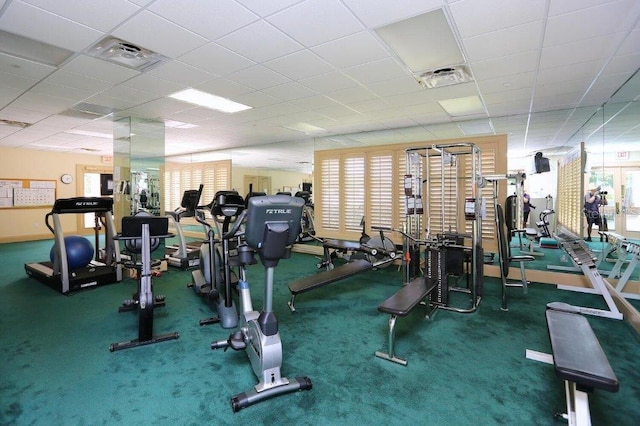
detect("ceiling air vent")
(86, 36), (169, 71)
(416, 65), (473, 89)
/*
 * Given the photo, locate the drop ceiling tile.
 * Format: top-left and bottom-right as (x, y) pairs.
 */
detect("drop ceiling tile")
(0, 106), (49, 123)
(148, 60), (218, 86)
(535, 79), (593, 98)
(300, 71), (358, 93)
(179, 42), (256, 76)
(83, 93), (138, 110)
(264, 50), (332, 80)
(267, 0), (364, 47)
(21, 0), (140, 32)
(449, 0), (547, 38)
(616, 28), (640, 55)
(43, 70), (113, 93)
(112, 11), (208, 59)
(338, 97), (389, 113)
(544, 0), (636, 47)
(602, 53), (640, 76)
(149, 0), (258, 40)
(0, 52), (56, 80)
(0, 2), (103, 52)
(483, 87), (533, 105)
(383, 91), (435, 108)
(122, 74), (184, 96)
(236, 0), (304, 17)
(234, 91), (282, 108)
(548, 0), (624, 16)
(96, 85), (158, 104)
(463, 20), (542, 62)
(30, 82), (93, 102)
(0, 71), (38, 91)
(312, 31), (390, 69)
(196, 78), (255, 99)
(262, 81), (316, 100)
(61, 55), (140, 83)
(476, 71), (535, 95)
(365, 76), (420, 97)
(539, 33), (626, 69)
(217, 20), (303, 63)
(533, 92), (583, 110)
(471, 50), (539, 81)
(10, 91), (72, 114)
(125, 97), (194, 118)
(484, 99), (532, 116)
(342, 58), (408, 85)
(327, 86), (378, 105)
(226, 65), (290, 91)
(342, 0), (442, 28)
(536, 59), (604, 85)
(290, 95), (342, 110)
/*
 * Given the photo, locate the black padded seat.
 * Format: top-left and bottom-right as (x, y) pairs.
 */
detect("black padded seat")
(546, 309), (619, 392)
(378, 277), (437, 317)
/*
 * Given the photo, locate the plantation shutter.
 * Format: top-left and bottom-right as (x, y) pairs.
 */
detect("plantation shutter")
(368, 153), (394, 229)
(321, 158), (340, 230)
(344, 156), (365, 231)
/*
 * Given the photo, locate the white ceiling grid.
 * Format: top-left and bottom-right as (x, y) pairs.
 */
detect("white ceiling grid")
(0, 0), (637, 171)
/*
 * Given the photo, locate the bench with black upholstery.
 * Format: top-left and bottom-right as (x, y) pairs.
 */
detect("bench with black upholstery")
(374, 276), (437, 366)
(287, 259), (373, 312)
(529, 306), (619, 425)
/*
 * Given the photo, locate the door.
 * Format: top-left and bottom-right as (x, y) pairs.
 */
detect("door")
(76, 164), (113, 232)
(590, 167), (640, 240)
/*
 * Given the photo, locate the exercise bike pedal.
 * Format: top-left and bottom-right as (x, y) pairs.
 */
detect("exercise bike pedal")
(211, 330), (246, 352)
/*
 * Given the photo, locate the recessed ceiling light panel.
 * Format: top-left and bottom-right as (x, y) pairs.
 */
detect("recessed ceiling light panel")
(169, 89), (252, 113)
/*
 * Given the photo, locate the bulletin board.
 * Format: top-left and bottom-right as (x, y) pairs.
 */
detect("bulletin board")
(0, 178), (56, 209)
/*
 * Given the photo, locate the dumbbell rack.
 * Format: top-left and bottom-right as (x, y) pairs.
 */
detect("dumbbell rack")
(556, 240), (623, 320)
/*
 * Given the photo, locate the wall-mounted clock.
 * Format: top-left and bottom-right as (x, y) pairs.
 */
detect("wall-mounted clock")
(61, 174), (73, 184)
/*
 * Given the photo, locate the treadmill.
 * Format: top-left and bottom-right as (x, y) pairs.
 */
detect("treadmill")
(165, 184), (205, 268)
(25, 197), (123, 294)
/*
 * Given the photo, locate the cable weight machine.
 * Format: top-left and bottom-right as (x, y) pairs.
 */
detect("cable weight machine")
(403, 143), (484, 314)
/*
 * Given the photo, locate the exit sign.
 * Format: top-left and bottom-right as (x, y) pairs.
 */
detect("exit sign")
(616, 151), (629, 159)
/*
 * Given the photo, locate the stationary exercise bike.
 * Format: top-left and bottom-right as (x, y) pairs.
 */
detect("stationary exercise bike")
(110, 214), (179, 352)
(211, 194), (312, 412)
(190, 191), (245, 328)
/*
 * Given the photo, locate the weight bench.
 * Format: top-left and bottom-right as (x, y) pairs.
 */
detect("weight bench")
(526, 305), (619, 425)
(374, 277), (437, 366)
(288, 259), (373, 312)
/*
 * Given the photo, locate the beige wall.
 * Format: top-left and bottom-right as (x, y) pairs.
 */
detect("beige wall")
(0, 147), (109, 243)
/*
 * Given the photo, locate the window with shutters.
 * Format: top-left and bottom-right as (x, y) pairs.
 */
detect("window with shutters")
(320, 158), (340, 230)
(369, 153), (394, 229)
(164, 160), (232, 212)
(344, 156), (365, 231)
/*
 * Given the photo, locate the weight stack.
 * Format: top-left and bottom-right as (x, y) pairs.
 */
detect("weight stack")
(426, 246), (448, 306)
(474, 245), (484, 296)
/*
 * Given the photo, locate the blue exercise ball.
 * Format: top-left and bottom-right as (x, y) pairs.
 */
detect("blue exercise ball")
(50, 235), (94, 270)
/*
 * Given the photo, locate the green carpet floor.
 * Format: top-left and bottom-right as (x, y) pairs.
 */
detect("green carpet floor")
(1, 239), (639, 425)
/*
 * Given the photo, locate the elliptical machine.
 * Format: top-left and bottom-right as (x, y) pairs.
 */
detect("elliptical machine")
(211, 194), (312, 412)
(190, 191), (245, 328)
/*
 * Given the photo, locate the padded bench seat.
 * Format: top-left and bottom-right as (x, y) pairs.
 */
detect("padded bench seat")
(374, 277), (437, 365)
(527, 307), (619, 425)
(287, 259), (373, 312)
(546, 309), (619, 393)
